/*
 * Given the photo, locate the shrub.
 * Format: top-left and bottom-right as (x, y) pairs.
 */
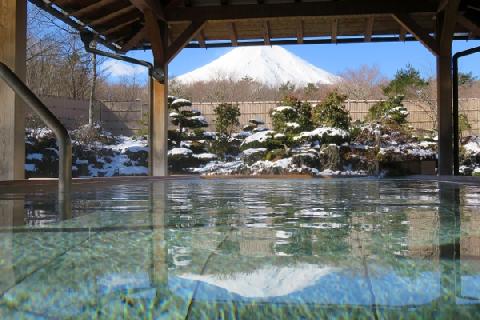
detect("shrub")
(312, 91), (350, 130)
(366, 95), (408, 125)
(459, 114), (471, 140)
(211, 103), (241, 158)
(214, 103), (241, 138)
(168, 96), (208, 148)
(271, 96), (313, 133)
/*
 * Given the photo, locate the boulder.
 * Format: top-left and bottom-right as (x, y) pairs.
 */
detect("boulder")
(319, 144), (342, 171)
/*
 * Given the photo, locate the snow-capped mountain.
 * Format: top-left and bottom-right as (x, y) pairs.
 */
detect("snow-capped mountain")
(180, 264), (336, 298)
(174, 46), (340, 87)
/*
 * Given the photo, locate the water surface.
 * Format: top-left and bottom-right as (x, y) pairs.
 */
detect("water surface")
(1, 179), (480, 319)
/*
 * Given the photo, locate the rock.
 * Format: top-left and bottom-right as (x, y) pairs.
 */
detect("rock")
(319, 144), (342, 171)
(249, 119), (265, 126)
(241, 148), (268, 165)
(126, 149), (148, 167)
(292, 152), (319, 168)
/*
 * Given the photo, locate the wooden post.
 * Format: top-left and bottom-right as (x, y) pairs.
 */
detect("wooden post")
(150, 72), (169, 176)
(437, 52), (454, 176)
(0, 0), (26, 181)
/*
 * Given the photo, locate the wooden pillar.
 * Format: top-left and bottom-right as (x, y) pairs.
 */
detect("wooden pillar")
(150, 70), (168, 176)
(437, 52), (454, 176)
(0, 0), (26, 181)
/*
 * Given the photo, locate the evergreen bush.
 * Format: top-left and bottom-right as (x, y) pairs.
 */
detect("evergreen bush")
(312, 91), (350, 130)
(366, 95), (409, 125)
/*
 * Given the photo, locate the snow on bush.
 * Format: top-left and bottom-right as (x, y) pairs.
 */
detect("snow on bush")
(464, 136), (480, 156)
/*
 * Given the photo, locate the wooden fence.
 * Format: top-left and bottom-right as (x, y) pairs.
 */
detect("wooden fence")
(37, 96), (480, 135)
(192, 99), (480, 134)
(39, 96), (147, 136)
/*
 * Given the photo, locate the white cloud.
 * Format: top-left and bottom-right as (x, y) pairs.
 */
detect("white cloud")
(102, 60), (147, 78)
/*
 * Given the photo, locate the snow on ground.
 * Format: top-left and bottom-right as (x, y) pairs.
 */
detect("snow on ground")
(190, 160), (245, 175)
(192, 157), (367, 177)
(27, 153), (43, 161)
(109, 136), (148, 153)
(25, 164), (37, 172)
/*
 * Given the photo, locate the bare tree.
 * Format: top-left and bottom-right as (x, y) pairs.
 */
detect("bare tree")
(337, 65), (387, 100)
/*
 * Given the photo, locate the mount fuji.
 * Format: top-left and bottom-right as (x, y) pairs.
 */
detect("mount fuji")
(174, 46), (340, 88)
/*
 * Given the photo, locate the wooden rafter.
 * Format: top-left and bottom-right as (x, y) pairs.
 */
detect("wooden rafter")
(90, 5), (136, 27)
(331, 18), (338, 43)
(73, 0), (118, 18)
(165, 0), (438, 22)
(393, 13), (439, 55)
(297, 19), (304, 44)
(167, 21), (207, 63)
(365, 17), (374, 42)
(144, 9), (167, 65)
(121, 26), (147, 52)
(129, 0), (166, 21)
(437, 0), (449, 12)
(229, 22), (238, 46)
(104, 18), (140, 36)
(457, 14), (480, 37)
(264, 21), (271, 45)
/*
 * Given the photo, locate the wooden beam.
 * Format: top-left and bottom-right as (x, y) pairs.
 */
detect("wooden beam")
(393, 13), (439, 55)
(103, 18), (140, 36)
(166, 0), (438, 22)
(457, 14), (480, 36)
(121, 26), (147, 52)
(144, 9), (167, 66)
(73, 0), (118, 18)
(167, 21), (206, 63)
(197, 30), (206, 48)
(365, 17), (374, 42)
(90, 5), (136, 27)
(439, 0), (461, 53)
(263, 21), (271, 45)
(437, 0), (449, 13)
(129, 0), (166, 21)
(229, 22), (238, 46)
(331, 18), (338, 43)
(297, 19), (304, 44)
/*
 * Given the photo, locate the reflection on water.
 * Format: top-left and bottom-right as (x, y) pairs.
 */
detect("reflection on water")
(0, 179), (480, 318)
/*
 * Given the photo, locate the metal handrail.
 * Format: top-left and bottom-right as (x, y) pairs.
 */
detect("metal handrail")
(0, 62), (72, 196)
(452, 46), (480, 175)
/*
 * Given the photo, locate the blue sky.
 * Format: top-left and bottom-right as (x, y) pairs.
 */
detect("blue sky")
(107, 40), (480, 82)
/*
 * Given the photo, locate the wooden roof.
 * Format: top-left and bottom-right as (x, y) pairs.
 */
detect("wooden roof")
(30, 0), (480, 56)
